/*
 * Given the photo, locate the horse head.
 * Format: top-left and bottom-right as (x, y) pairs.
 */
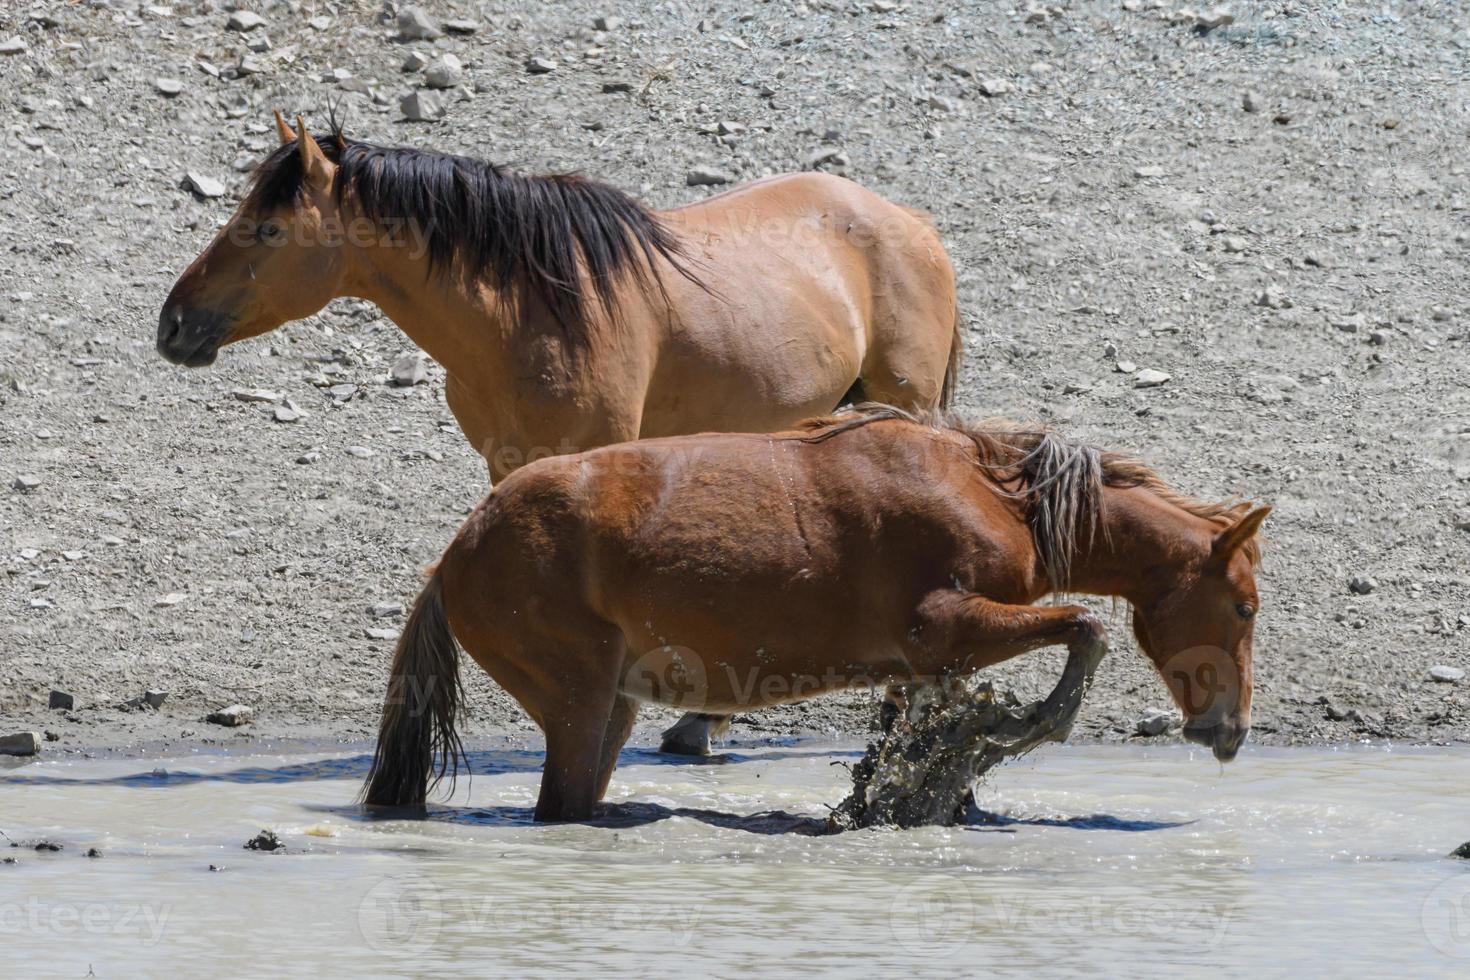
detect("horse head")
(157, 112), (350, 366)
(1130, 505), (1271, 762)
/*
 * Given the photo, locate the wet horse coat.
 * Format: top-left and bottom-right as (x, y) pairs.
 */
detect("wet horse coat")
(362, 408), (1269, 821)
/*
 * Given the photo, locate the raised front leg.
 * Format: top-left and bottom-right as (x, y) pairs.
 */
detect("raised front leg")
(910, 590), (1104, 681)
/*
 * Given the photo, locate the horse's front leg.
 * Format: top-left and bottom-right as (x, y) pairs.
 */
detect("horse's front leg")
(909, 590), (1104, 680)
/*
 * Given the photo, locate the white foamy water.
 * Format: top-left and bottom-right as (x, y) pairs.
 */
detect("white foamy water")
(3, 741), (1469, 977)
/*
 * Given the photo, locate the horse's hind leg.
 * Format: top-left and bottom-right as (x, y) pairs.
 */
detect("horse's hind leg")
(536, 691), (619, 822)
(594, 695), (640, 802)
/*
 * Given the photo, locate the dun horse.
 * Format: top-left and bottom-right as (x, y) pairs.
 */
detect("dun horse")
(363, 406), (1269, 822)
(158, 113), (959, 467)
(158, 113), (960, 756)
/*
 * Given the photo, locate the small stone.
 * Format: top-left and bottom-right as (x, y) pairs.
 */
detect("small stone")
(1114, 360), (1137, 374)
(208, 704), (254, 727)
(977, 78), (1011, 97)
(0, 732), (42, 756)
(1347, 576), (1376, 595)
(402, 51), (430, 73)
(593, 15), (622, 30)
(391, 352), (430, 386)
(1135, 709), (1175, 737)
(183, 173), (226, 199)
(143, 690), (168, 709)
(1429, 666), (1464, 684)
(12, 474), (41, 492)
(371, 601), (405, 618)
(1134, 368), (1171, 388)
(803, 146), (848, 171)
(1452, 842), (1470, 860)
(525, 56), (557, 74)
(366, 627), (401, 641)
(155, 592), (187, 607)
(1254, 285), (1290, 309)
(345, 446), (375, 458)
(400, 91), (445, 122)
(423, 55), (463, 90)
(601, 80), (633, 93)
(227, 10), (266, 31)
(272, 405), (301, 423)
(1221, 236), (1247, 253)
(295, 451), (320, 465)
(86, 848), (102, 859)
(1133, 165), (1165, 179)
(232, 388), (280, 403)
(309, 15), (332, 30)
(155, 77), (184, 96)
(1195, 7), (1234, 30)
(1367, 330), (1389, 346)
(687, 166), (733, 186)
(397, 7), (442, 40)
(0, 36), (28, 55)
(1330, 313), (1364, 334)
(1242, 90), (1262, 113)
(48, 690), (74, 710)
(442, 19), (480, 34)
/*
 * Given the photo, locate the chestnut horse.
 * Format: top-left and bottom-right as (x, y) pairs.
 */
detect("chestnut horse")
(157, 114), (959, 467)
(363, 406), (1270, 822)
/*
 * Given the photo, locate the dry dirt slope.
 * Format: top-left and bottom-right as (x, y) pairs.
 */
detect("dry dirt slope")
(0, 0), (1467, 753)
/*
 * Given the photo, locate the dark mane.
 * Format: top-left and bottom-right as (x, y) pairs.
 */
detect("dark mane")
(242, 123), (701, 335)
(799, 404), (1262, 590)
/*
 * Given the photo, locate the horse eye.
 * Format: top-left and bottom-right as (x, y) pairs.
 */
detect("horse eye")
(257, 221), (284, 243)
(1236, 603), (1255, 620)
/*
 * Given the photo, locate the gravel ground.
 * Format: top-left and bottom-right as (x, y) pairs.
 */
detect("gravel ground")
(2, 0), (1468, 758)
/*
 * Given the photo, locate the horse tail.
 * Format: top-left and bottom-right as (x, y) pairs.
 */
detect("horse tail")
(361, 565), (467, 807)
(940, 302), (963, 410)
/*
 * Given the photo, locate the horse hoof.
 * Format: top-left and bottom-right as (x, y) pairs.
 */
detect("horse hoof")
(658, 734), (712, 757)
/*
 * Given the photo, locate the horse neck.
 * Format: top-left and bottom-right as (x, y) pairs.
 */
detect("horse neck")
(339, 216), (515, 376)
(1063, 484), (1214, 604)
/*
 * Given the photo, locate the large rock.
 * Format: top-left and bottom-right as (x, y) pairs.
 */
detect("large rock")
(0, 732), (42, 756)
(423, 55), (464, 90)
(207, 704), (254, 727)
(687, 166), (733, 186)
(397, 7), (442, 40)
(400, 91), (445, 122)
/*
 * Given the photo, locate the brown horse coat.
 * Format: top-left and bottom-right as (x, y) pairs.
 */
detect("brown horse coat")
(364, 408), (1269, 821)
(158, 117), (960, 477)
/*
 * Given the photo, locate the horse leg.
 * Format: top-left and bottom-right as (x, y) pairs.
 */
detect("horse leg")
(913, 590), (1104, 675)
(535, 678), (622, 822)
(659, 712), (731, 756)
(594, 695), (640, 802)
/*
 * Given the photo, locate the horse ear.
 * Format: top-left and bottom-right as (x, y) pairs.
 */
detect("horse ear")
(1212, 505), (1271, 561)
(273, 109), (297, 145)
(294, 115), (334, 190)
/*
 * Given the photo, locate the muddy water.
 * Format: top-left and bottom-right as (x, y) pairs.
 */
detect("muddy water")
(3, 742), (1469, 977)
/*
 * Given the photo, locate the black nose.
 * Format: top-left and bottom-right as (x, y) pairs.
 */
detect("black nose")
(156, 303), (225, 366)
(157, 305), (185, 354)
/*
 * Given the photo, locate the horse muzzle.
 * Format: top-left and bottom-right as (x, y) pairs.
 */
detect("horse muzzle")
(157, 303), (231, 367)
(1182, 720), (1248, 762)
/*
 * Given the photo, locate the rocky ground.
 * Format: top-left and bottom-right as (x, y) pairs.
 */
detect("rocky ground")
(2, 0), (1468, 761)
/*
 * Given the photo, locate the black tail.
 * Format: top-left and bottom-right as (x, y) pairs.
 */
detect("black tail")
(361, 567), (467, 806)
(940, 304), (963, 409)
